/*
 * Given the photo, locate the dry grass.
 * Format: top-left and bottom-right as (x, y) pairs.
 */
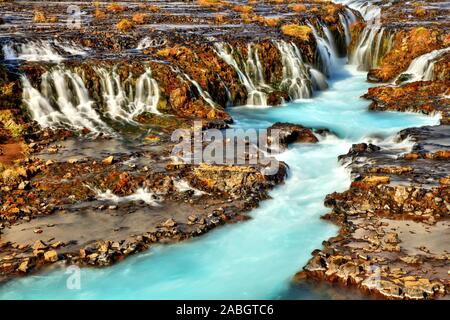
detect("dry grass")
(116, 19), (134, 31)
(32, 10), (47, 23)
(197, 0), (228, 7)
(289, 4), (306, 13)
(107, 2), (127, 13)
(94, 8), (106, 19)
(415, 7), (427, 17)
(263, 17), (281, 27)
(281, 24), (312, 41)
(132, 13), (148, 24)
(32, 10), (57, 23)
(233, 5), (253, 14)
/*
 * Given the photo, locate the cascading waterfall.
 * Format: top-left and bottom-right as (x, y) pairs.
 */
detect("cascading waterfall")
(334, 0), (382, 21)
(95, 66), (161, 121)
(308, 23), (338, 76)
(351, 24), (393, 70)
(2, 40), (87, 62)
(182, 73), (219, 110)
(21, 69), (109, 133)
(214, 42), (268, 106)
(339, 9), (357, 46)
(396, 47), (450, 83)
(274, 41), (314, 100)
(136, 37), (167, 50)
(318, 22), (339, 57)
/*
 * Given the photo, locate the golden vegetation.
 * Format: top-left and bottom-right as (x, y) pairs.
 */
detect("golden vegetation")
(116, 19), (134, 31)
(107, 2), (127, 13)
(132, 13), (148, 24)
(94, 8), (106, 19)
(289, 4), (306, 13)
(281, 24), (312, 41)
(233, 5), (253, 13)
(197, 0), (228, 7)
(32, 10), (58, 23)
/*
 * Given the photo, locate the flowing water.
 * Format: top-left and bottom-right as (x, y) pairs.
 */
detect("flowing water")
(0, 60), (439, 299)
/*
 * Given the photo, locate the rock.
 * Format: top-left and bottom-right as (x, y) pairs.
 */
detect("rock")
(18, 259), (29, 273)
(32, 240), (47, 250)
(267, 122), (318, 148)
(161, 218), (177, 228)
(362, 176), (390, 185)
(439, 176), (450, 185)
(404, 153), (420, 160)
(18, 180), (30, 190)
(44, 250), (58, 262)
(102, 156), (114, 165)
(384, 232), (399, 244)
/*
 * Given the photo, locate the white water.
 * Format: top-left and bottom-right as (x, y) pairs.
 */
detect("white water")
(0, 63), (438, 299)
(274, 41), (314, 100)
(308, 23), (338, 76)
(91, 187), (159, 206)
(21, 69), (110, 134)
(396, 47), (450, 83)
(2, 40), (87, 62)
(95, 66), (161, 121)
(214, 42), (268, 107)
(182, 73), (219, 110)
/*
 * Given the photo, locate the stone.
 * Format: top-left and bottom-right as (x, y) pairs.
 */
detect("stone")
(362, 176), (390, 185)
(32, 240), (47, 250)
(162, 218), (177, 228)
(102, 156), (114, 165)
(44, 250), (58, 262)
(18, 259), (29, 273)
(18, 180), (30, 190)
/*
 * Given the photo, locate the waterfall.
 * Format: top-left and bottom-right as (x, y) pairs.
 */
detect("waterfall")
(308, 23), (338, 76)
(95, 66), (161, 121)
(334, 0), (382, 21)
(136, 37), (167, 50)
(339, 9), (356, 47)
(274, 41), (314, 100)
(396, 47), (450, 83)
(319, 22), (338, 57)
(350, 23), (393, 70)
(214, 42), (268, 107)
(21, 69), (109, 133)
(2, 40), (87, 62)
(182, 73), (219, 110)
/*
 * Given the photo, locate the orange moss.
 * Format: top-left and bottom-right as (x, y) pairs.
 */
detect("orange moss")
(94, 8), (106, 19)
(289, 4), (306, 13)
(414, 6), (427, 17)
(132, 13), (148, 24)
(197, 0), (228, 7)
(116, 19), (134, 32)
(32, 10), (57, 23)
(107, 2), (126, 13)
(281, 24), (312, 41)
(233, 5), (253, 14)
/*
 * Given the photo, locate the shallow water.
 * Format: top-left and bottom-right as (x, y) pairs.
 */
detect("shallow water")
(0, 63), (439, 300)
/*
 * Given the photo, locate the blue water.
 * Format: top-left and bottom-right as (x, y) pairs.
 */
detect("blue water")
(0, 64), (439, 299)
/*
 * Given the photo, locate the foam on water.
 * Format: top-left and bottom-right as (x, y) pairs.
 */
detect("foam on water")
(0, 63), (439, 300)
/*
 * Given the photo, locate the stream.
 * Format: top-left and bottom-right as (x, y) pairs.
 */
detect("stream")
(0, 59), (439, 299)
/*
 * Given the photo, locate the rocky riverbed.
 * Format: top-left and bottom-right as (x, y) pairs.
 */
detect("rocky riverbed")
(0, 0), (353, 284)
(0, 0), (448, 300)
(295, 0), (449, 300)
